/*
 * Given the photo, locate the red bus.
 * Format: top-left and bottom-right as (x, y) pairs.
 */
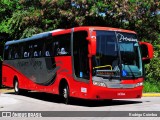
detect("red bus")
(2, 27), (153, 103)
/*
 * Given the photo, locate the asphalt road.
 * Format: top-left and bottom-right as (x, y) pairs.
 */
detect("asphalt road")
(0, 91), (160, 120)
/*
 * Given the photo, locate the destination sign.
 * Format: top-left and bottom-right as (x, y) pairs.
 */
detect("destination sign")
(117, 33), (138, 42)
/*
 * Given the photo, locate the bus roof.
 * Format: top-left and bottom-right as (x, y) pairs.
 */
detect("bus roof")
(5, 26), (136, 46)
(5, 29), (63, 46)
(73, 26), (136, 34)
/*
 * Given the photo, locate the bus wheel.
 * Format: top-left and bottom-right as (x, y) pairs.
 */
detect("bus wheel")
(14, 80), (20, 95)
(62, 84), (70, 104)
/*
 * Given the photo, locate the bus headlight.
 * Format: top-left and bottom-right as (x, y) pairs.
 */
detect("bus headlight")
(93, 81), (106, 87)
(135, 82), (143, 87)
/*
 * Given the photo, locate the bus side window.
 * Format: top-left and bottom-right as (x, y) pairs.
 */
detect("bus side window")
(45, 51), (50, 56)
(19, 44), (24, 59)
(24, 52), (29, 58)
(10, 46), (15, 59)
(8, 46), (12, 59)
(52, 41), (60, 56)
(33, 40), (43, 58)
(23, 42), (31, 58)
(15, 53), (18, 59)
(14, 44), (21, 59)
(44, 37), (53, 57)
(34, 51), (38, 57)
(4, 45), (9, 60)
(53, 34), (71, 56)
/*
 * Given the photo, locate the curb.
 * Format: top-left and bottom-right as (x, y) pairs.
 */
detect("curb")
(142, 93), (160, 97)
(0, 88), (14, 93)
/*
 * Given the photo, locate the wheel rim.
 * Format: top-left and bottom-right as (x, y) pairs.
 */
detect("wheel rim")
(63, 87), (67, 99)
(62, 85), (69, 104)
(15, 81), (19, 92)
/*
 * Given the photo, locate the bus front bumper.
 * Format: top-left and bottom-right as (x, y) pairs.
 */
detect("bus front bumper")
(88, 85), (143, 100)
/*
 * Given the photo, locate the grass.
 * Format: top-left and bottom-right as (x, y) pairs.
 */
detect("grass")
(143, 81), (160, 93)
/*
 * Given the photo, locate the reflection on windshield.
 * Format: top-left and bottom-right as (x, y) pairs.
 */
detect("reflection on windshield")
(93, 31), (143, 79)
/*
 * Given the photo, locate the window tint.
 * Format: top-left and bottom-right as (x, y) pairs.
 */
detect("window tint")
(44, 37), (54, 57)
(33, 40), (44, 57)
(23, 42), (33, 58)
(73, 31), (90, 80)
(10, 45), (17, 59)
(4, 45), (20, 60)
(4, 34), (71, 60)
(15, 44), (22, 59)
(4, 45), (10, 60)
(53, 34), (71, 56)
(9, 46), (14, 59)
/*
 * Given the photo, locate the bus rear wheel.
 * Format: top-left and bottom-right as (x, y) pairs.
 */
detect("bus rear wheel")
(14, 80), (20, 95)
(14, 80), (28, 95)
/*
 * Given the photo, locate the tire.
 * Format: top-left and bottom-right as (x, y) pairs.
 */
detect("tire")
(14, 79), (28, 95)
(62, 84), (70, 104)
(105, 99), (113, 103)
(14, 80), (20, 95)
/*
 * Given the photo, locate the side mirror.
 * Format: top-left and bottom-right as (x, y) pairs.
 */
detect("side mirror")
(139, 42), (154, 64)
(87, 31), (96, 56)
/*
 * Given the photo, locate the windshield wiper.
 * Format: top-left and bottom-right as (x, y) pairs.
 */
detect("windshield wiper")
(115, 31), (122, 81)
(127, 65), (136, 79)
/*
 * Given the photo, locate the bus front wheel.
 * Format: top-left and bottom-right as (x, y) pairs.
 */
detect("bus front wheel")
(62, 84), (70, 104)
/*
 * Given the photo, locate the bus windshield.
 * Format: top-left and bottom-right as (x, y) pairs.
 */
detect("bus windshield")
(92, 31), (143, 79)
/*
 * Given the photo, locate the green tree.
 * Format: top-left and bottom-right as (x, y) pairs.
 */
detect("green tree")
(1, 0), (159, 40)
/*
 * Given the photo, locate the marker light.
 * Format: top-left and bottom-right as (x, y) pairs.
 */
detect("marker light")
(135, 82), (143, 87)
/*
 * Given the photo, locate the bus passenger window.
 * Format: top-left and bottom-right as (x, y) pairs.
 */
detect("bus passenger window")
(34, 51), (38, 57)
(44, 37), (54, 57)
(39, 51), (42, 56)
(45, 51), (50, 56)
(4, 45), (9, 60)
(57, 48), (68, 55)
(24, 52), (29, 58)
(11, 47), (15, 59)
(15, 53), (18, 59)
(8, 47), (12, 59)
(33, 40), (43, 58)
(53, 33), (71, 56)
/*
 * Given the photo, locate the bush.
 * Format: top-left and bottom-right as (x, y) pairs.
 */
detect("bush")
(143, 81), (160, 93)
(145, 45), (160, 83)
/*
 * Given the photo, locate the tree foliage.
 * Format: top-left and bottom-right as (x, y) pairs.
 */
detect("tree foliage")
(0, 0), (160, 82)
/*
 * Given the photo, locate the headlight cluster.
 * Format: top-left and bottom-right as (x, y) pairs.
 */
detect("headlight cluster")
(93, 81), (106, 87)
(135, 82), (143, 87)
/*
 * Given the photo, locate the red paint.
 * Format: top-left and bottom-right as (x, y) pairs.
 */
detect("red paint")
(139, 41), (154, 60)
